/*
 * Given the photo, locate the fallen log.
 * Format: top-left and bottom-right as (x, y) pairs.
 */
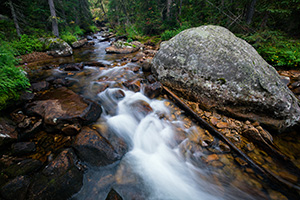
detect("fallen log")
(163, 86), (300, 199)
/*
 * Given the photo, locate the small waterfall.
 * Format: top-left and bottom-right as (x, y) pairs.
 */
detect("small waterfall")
(103, 89), (223, 200)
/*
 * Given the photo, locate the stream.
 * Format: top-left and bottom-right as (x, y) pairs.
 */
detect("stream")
(27, 32), (299, 200)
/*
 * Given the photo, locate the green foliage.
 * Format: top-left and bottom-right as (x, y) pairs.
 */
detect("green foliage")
(61, 32), (77, 45)
(240, 31), (300, 68)
(0, 42), (30, 110)
(87, 25), (99, 33)
(11, 34), (44, 55)
(161, 23), (191, 41)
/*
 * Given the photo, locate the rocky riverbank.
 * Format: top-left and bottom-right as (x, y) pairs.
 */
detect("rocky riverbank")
(1, 28), (300, 199)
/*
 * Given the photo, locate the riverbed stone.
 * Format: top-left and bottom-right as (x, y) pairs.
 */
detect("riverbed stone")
(106, 40), (141, 54)
(73, 127), (121, 166)
(71, 38), (88, 49)
(25, 87), (102, 132)
(44, 38), (73, 57)
(0, 117), (18, 148)
(27, 148), (83, 200)
(0, 175), (31, 200)
(152, 25), (300, 132)
(12, 142), (36, 155)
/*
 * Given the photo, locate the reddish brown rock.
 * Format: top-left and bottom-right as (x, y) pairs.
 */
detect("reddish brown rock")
(106, 188), (123, 200)
(73, 127), (121, 166)
(144, 82), (163, 99)
(25, 87), (101, 132)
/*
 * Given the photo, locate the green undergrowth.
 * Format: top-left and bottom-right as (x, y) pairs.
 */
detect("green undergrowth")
(0, 42), (30, 110)
(240, 30), (300, 68)
(161, 22), (191, 41)
(11, 34), (44, 56)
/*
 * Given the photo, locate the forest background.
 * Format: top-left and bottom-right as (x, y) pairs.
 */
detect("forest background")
(0, 0), (300, 110)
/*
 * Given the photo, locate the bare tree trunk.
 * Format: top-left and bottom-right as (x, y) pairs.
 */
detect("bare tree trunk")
(166, 0), (173, 19)
(179, 0), (182, 17)
(98, 0), (107, 17)
(48, 0), (59, 37)
(245, 0), (257, 25)
(8, 0), (21, 37)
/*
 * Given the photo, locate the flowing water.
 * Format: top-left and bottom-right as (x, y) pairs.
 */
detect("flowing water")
(29, 32), (298, 200)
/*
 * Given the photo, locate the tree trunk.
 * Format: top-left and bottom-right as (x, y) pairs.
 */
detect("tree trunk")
(8, 0), (21, 37)
(166, 0), (173, 19)
(98, 0), (106, 17)
(245, 0), (257, 25)
(179, 0), (182, 17)
(48, 0), (59, 37)
(119, 0), (130, 24)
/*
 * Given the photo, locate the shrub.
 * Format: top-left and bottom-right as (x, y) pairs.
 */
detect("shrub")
(0, 42), (30, 110)
(161, 23), (191, 41)
(240, 30), (300, 68)
(11, 34), (44, 55)
(61, 31), (77, 45)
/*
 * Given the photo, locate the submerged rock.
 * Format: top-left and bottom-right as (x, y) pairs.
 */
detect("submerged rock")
(73, 127), (121, 166)
(152, 25), (300, 132)
(0, 175), (31, 200)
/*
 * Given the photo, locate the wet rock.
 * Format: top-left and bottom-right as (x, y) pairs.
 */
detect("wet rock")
(218, 141), (231, 153)
(19, 91), (35, 102)
(210, 117), (218, 126)
(63, 63), (84, 71)
(0, 176), (31, 200)
(206, 154), (219, 162)
(216, 121), (228, 129)
(144, 50), (157, 57)
(105, 40), (141, 54)
(3, 159), (43, 178)
(28, 148), (83, 200)
(293, 87), (300, 95)
(127, 100), (153, 121)
(61, 124), (81, 136)
(31, 81), (50, 92)
(44, 38), (73, 57)
(12, 142), (36, 155)
(106, 188), (123, 200)
(235, 157), (248, 166)
(71, 38), (88, 49)
(146, 75), (156, 84)
(25, 87), (102, 132)
(18, 118), (43, 140)
(290, 81), (300, 89)
(152, 25), (300, 133)
(73, 127), (121, 166)
(86, 35), (93, 40)
(123, 79), (141, 92)
(140, 58), (152, 72)
(280, 76), (290, 85)
(144, 82), (163, 99)
(98, 89), (125, 115)
(10, 111), (26, 124)
(0, 117), (18, 148)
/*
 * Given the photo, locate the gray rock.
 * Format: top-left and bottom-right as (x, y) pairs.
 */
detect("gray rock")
(45, 38), (73, 57)
(0, 176), (31, 200)
(152, 25), (300, 132)
(71, 38), (88, 49)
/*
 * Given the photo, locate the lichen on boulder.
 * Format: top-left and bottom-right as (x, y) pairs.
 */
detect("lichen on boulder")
(152, 25), (300, 132)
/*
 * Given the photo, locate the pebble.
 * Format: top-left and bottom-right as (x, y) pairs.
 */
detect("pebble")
(206, 154), (219, 162)
(235, 157), (248, 166)
(216, 122), (228, 129)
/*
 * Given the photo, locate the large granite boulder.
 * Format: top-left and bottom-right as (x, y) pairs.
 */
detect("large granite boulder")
(44, 38), (73, 57)
(152, 25), (300, 132)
